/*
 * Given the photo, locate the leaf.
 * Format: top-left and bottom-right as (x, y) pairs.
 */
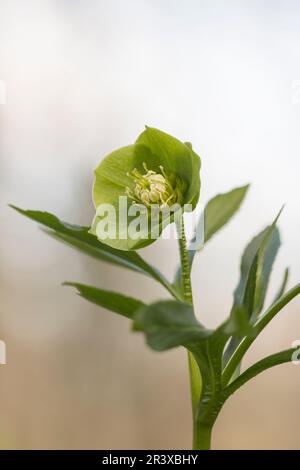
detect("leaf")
(192, 323), (239, 426)
(223, 214), (282, 370)
(197, 326), (229, 401)
(133, 300), (211, 351)
(233, 223), (281, 319)
(223, 348), (297, 399)
(133, 299), (242, 423)
(10, 206), (181, 299)
(203, 185), (250, 245)
(222, 283), (300, 385)
(64, 282), (144, 319)
(133, 298), (250, 413)
(188, 352), (202, 416)
(173, 185), (249, 290)
(224, 306), (254, 337)
(254, 224), (281, 316)
(272, 267), (289, 304)
(132, 298), (259, 429)
(207, 347), (297, 420)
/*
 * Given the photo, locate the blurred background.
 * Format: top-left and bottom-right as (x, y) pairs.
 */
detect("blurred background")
(0, 0), (300, 449)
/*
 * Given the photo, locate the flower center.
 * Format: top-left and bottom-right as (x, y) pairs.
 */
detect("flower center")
(126, 163), (186, 208)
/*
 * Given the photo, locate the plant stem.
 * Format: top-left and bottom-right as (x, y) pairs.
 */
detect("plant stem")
(176, 215), (208, 449)
(193, 421), (212, 450)
(176, 216), (193, 305)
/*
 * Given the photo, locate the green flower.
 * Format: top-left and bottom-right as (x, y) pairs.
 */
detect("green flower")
(125, 163), (186, 208)
(90, 127), (201, 250)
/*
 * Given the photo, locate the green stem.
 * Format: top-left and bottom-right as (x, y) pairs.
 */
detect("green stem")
(176, 216), (193, 304)
(176, 215), (209, 450)
(193, 421), (212, 450)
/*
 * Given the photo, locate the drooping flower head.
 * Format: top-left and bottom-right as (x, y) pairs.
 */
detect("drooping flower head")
(91, 127), (201, 250)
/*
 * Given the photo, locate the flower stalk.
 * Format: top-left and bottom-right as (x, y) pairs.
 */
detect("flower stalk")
(176, 215), (212, 450)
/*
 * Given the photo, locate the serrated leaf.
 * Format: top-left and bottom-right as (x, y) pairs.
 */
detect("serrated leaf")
(10, 206), (180, 299)
(64, 282), (144, 319)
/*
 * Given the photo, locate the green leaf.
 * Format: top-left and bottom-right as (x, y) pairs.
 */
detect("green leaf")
(191, 322), (240, 427)
(133, 300), (211, 351)
(272, 267), (289, 304)
(223, 216), (281, 370)
(10, 206), (181, 300)
(196, 326), (230, 401)
(254, 226), (281, 317)
(222, 283), (300, 385)
(63, 282), (144, 319)
(233, 223), (281, 319)
(224, 306), (254, 337)
(173, 185), (249, 291)
(132, 298), (259, 429)
(206, 347), (298, 421)
(223, 348), (297, 399)
(203, 185), (250, 245)
(188, 352), (203, 416)
(133, 298), (250, 408)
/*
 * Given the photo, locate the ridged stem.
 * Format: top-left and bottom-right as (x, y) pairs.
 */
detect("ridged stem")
(176, 215), (207, 449)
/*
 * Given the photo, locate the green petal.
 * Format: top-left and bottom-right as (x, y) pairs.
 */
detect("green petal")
(136, 126), (201, 208)
(93, 144), (157, 207)
(92, 128), (201, 251)
(92, 144), (152, 250)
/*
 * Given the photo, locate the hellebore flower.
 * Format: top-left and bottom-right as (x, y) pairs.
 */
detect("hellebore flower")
(90, 127), (201, 250)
